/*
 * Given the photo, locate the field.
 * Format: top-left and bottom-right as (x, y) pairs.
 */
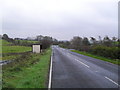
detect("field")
(2, 40), (32, 53)
(0, 40), (32, 60)
(2, 48), (51, 88)
(0, 40), (12, 46)
(15, 40), (39, 45)
(71, 50), (120, 65)
(2, 46), (31, 53)
(15, 40), (39, 43)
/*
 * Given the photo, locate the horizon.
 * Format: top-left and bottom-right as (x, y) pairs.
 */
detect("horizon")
(1, 33), (119, 41)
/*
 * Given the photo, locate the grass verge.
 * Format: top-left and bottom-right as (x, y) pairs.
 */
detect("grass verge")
(71, 50), (120, 65)
(2, 48), (51, 88)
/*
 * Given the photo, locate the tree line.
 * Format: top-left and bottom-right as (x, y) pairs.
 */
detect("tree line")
(59, 36), (120, 59)
(1, 34), (58, 49)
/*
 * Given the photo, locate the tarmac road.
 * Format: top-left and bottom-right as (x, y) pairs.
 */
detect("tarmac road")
(51, 46), (119, 88)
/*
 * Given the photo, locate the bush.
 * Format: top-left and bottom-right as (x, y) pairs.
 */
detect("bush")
(92, 45), (119, 59)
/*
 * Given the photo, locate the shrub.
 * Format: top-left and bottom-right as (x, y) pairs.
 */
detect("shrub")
(92, 45), (119, 59)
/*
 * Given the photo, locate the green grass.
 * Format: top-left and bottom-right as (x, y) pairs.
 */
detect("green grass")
(3, 48), (51, 88)
(15, 40), (39, 44)
(0, 39), (12, 46)
(114, 41), (119, 45)
(0, 40), (32, 60)
(71, 50), (120, 65)
(1, 54), (22, 60)
(0, 39), (12, 54)
(2, 46), (32, 53)
(0, 39), (39, 46)
(0, 40), (32, 54)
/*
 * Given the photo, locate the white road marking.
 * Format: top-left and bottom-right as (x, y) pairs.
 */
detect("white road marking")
(60, 49), (90, 68)
(66, 52), (90, 68)
(75, 59), (90, 68)
(105, 76), (119, 86)
(48, 51), (53, 89)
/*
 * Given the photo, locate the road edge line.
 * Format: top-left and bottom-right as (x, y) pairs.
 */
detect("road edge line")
(48, 50), (53, 89)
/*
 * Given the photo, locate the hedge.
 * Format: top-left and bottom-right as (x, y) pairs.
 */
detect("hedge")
(91, 46), (120, 59)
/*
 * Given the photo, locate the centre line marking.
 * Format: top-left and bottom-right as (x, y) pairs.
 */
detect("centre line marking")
(105, 76), (119, 86)
(75, 59), (90, 68)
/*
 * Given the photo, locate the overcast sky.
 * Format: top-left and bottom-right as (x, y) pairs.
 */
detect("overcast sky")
(1, 0), (119, 40)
